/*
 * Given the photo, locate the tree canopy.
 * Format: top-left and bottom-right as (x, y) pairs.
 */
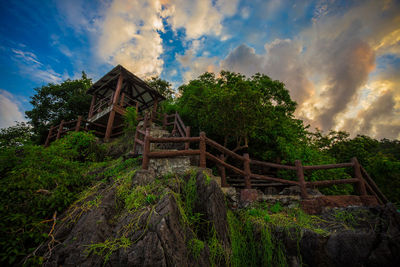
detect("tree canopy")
(25, 72), (92, 144)
(146, 76), (174, 99)
(176, 71), (300, 158)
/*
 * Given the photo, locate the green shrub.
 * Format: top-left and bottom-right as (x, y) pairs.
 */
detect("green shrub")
(123, 107), (137, 140)
(270, 202), (282, 213)
(188, 238), (205, 259)
(0, 132), (107, 265)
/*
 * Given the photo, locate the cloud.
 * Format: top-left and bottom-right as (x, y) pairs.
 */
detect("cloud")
(177, 41), (219, 82)
(11, 48), (63, 83)
(179, 0), (400, 139)
(97, 0), (164, 78)
(220, 40), (314, 110)
(162, 0), (239, 40)
(0, 90), (26, 129)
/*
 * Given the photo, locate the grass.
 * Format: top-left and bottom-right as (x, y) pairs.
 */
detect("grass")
(85, 236), (131, 265)
(188, 238), (205, 259)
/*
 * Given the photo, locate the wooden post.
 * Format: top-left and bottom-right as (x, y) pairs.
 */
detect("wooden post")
(88, 94), (97, 118)
(75, 116), (82, 132)
(150, 98), (158, 126)
(295, 160), (309, 199)
(56, 120), (64, 140)
(135, 101), (139, 114)
(133, 127), (139, 154)
(172, 111), (177, 134)
(219, 154), (228, 187)
(185, 126), (191, 150)
(243, 153), (251, 189)
(104, 110), (116, 141)
(199, 132), (206, 168)
(143, 113), (148, 129)
(113, 74), (124, 104)
(109, 91), (114, 105)
(162, 113), (167, 130)
(142, 128), (151, 170)
(44, 126), (54, 147)
(352, 157), (367, 196)
(120, 92), (125, 107)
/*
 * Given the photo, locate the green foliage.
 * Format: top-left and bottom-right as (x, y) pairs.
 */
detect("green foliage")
(365, 154), (400, 206)
(146, 76), (174, 99)
(85, 236), (131, 265)
(188, 238), (205, 259)
(123, 107), (137, 140)
(177, 71), (297, 151)
(182, 171), (201, 226)
(270, 202), (283, 213)
(25, 72), (92, 144)
(313, 131), (400, 204)
(227, 209), (286, 267)
(51, 131), (106, 162)
(334, 209), (357, 227)
(0, 132), (106, 264)
(0, 122), (33, 149)
(208, 227), (225, 267)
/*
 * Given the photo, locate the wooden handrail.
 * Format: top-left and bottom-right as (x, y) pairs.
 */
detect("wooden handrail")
(306, 178), (359, 187)
(149, 136), (200, 143)
(250, 173), (299, 185)
(206, 152), (246, 176)
(134, 110), (388, 203)
(148, 150), (200, 158)
(360, 166), (388, 204)
(205, 138), (245, 161)
(250, 159), (296, 170)
(303, 162), (354, 170)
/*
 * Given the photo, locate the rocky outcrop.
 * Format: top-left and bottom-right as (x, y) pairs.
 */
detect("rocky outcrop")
(40, 168), (228, 266)
(39, 167), (400, 267)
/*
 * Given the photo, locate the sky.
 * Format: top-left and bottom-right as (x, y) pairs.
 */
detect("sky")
(0, 0), (399, 139)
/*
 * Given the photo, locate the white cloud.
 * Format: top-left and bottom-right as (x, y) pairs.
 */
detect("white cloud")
(240, 7), (250, 19)
(179, 0), (400, 139)
(177, 41), (219, 82)
(11, 48), (63, 84)
(162, 0), (239, 39)
(97, 0), (164, 78)
(0, 90), (26, 129)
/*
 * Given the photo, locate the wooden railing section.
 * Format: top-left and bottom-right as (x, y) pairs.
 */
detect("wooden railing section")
(135, 111), (388, 204)
(44, 116), (107, 147)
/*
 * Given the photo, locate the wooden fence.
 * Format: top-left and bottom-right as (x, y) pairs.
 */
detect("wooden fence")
(44, 116), (107, 147)
(135, 111), (388, 205)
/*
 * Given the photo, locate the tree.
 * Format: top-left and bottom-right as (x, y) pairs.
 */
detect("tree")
(25, 72), (92, 144)
(177, 71), (299, 157)
(146, 76), (174, 99)
(0, 122), (33, 149)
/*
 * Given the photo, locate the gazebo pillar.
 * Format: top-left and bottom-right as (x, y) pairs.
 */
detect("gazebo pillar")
(88, 94), (97, 118)
(105, 74), (124, 140)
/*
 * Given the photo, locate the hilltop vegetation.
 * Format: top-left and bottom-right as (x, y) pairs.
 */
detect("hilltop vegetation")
(0, 70), (399, 265)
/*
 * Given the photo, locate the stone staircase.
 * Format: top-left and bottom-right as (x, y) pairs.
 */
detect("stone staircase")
(136, 123), (195, 177)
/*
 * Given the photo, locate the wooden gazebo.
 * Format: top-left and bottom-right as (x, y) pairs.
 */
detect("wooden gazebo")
(44, 65), (165, 146)
(86, 65), (165, 140)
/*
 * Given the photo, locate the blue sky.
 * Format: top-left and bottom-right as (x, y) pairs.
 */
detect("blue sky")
(0, 0), (399, 139)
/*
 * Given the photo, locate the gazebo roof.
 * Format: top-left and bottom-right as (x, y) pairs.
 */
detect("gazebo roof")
(87, 65), (165, 110)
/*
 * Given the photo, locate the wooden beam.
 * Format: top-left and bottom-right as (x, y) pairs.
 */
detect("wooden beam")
(75, 116), (82, 132)
(243, 153), (251, 189)
(295, 160), (309, 199)
(104, 110), (116, 141)
(91, 72), (120, 95)
(113, 74), (124, 104)
(56, 120), (64, 140)
(352, 157), (367, 196)
(88, 94), (97, 118)
(199, 132), (206, 168)
(44, 126), (54, 147)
